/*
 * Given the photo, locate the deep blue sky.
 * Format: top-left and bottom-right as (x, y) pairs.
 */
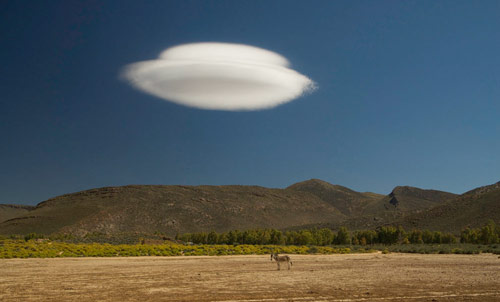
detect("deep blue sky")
(1, 0), (499, 205)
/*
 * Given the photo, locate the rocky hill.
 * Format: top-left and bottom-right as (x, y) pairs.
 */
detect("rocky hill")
(393, 181), (500, 232)
(0, 184), (346, 236)
(362, 186), (457, 214)
(0, 204), (34, 223)
(287, 179), (384, 216)
(1, 179), (497, 236)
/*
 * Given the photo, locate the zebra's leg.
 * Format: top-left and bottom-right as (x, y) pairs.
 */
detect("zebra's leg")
(287, 261), (291, 270)
(277, 262), (280, 270)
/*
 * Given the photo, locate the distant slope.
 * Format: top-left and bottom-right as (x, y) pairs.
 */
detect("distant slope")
(0, 184), (346, 236)
(1, 180), (495, 236)
(395, 182), (500, 233)
(0, 204), (34, 223)
(363, 186), (457, 214)
(288, 185), (459, 231)
(287, 179), (384, 216)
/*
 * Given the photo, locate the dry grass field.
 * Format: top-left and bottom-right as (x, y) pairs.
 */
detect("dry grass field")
(1, 253), (499, 301)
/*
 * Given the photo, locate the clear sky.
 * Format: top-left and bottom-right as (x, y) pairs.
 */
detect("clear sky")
(1, 0), (499, 205)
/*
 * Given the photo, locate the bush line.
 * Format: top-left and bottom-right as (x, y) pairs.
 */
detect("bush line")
(176, 221), (500, 246)
(1, 221), (498, 258)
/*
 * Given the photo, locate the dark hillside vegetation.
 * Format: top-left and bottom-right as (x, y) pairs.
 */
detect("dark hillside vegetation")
(362, 186), (457, 214)
(287, 181), (499, 234)
(0, 180), (498, 236)
(394, 182), (500, 232)
(286, 179), (384, 216)
(0, 184), (345, 236)
(0, 204), (34, 223)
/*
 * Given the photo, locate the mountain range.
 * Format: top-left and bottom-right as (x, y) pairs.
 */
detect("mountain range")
(0, 179), (498, 236)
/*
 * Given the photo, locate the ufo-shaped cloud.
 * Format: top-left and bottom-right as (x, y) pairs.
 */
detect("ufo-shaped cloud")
(122, 42), (316, 111)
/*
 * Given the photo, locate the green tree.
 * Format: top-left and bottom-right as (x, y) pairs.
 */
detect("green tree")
(270, 229), (285, 245)
(354, 230), (377, 245)
(480, 221), (498, 244)
(461, 228), (479, 244)
(334, 227), (351, 245)
(207, 231), (218, 244)
(217, 232), (229, 244)
(432, 231), (443, 244)
(376, 226), (399, 245)
(408, 230), (424, 244)
(258, 229), (272, 245)
(441, 233), (457, 244)
(193, 232), (208, 244)
(422, 230), (434, 244)
(285, 231), (300, 245)
(318, 228), (334, 246)
(227, 230), (238, 244)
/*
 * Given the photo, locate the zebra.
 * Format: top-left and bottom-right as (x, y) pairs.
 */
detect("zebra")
(270, 253), (292, 270)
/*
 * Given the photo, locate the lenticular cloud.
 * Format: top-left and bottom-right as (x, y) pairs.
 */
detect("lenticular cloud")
(122, 42), (316, 110)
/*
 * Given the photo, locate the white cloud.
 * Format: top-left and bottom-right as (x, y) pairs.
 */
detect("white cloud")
(122, 42), (316, 111)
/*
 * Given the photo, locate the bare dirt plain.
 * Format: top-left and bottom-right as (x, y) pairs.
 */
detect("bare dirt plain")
(1, 253), (499, 302)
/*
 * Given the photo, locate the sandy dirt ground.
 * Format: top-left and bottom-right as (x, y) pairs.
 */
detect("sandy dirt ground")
(0, 253), (499, 301)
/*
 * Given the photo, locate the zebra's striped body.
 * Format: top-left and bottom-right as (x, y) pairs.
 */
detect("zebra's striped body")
(271, 253), (292, 270)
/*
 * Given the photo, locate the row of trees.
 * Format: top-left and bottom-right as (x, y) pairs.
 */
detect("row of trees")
(460, 221), (499, 244)
(176, 221), (500, 246)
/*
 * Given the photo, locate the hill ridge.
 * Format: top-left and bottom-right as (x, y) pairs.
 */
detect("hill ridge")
(1, 180), (497, 235)
(0, 181), (347, 236)
(0, 204), (35, 224)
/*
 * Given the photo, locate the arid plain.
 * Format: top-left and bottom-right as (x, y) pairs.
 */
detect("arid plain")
(1, 253), (499, 301)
